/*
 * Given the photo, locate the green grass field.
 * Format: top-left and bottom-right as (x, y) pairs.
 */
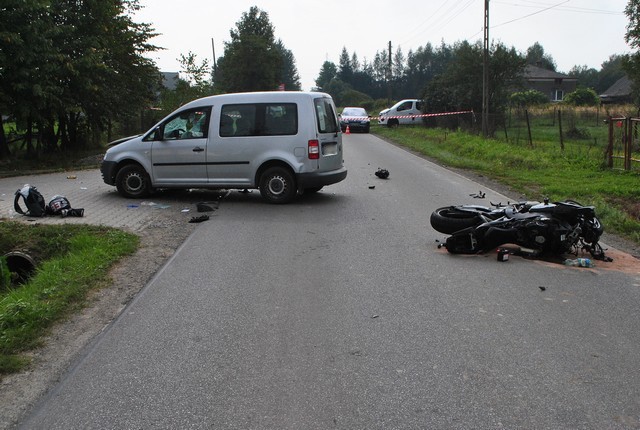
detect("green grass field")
(0, 223), (138, 375)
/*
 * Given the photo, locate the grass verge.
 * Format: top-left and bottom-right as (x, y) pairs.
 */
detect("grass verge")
(372, 125), (640, 245)
(0, 222), (138, 375)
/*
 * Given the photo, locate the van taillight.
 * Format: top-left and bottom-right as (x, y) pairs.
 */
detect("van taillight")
(308, 140), (319, 159)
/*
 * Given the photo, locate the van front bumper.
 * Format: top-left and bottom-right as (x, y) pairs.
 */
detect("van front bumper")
(101, 160), (118, 185)
(297, 167), (347, 188)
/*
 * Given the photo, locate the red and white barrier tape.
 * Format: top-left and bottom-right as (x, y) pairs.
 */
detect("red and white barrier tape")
(341, 110), (474, 121)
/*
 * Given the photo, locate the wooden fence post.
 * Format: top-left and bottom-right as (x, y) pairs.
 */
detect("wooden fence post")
(557, 109), (564, 151)
(606, 116), (614, 168)
(525, 109), (533, 147)
(625, 118), (632, 171)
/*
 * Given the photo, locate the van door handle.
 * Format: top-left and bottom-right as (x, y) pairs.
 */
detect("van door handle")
(192, 147), (204, 152)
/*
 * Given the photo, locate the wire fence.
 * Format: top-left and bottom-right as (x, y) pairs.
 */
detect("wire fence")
(606, 117), (640, 171)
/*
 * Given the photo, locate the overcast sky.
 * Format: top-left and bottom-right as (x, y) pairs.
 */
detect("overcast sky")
(133, 0), (631, 91)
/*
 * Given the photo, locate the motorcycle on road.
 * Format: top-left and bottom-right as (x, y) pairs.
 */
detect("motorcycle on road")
(430, 199), (611, 261)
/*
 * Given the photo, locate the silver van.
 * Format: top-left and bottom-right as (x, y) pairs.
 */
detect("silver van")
(101, 91), (347, 204)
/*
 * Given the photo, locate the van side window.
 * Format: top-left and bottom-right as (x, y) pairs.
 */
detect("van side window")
(220, 103), (298, 137)
(314, 98), (339, 134)
(159, 107), (211, 140)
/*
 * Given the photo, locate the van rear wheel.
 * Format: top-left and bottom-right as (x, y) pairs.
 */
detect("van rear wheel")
(259, 166), (296, 204)
(116, 164), (151, 198)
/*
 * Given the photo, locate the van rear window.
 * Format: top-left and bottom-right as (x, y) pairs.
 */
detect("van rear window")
(220, 103), (298, 137)
(314, 98), (339, 134)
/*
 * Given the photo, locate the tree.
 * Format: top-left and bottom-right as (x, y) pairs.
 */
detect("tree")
(58, 1), (159, 148)
(214, 7), (282, 92)
(598, 54), (625, 94)
(338, 47), (354, 83)
(569, 65), (599, 90)
(526, 42), (556, 71)
(315, 61), (337, 91)
(323, 78), (350, 106)
(624, 0), (640, 104)
(157, 52), (214, 113)
(0, 0), (160, 158)
(404, 42), (453, 99)
(178, 52), (212, 88)
(351, 53), (360, 72)
(0, 0), (59, 154)
(569, 55), (625, 94)
(274, 39), (301, 91)
(372, 50), (390, 84)
(392, 47), (406, 81)
(422, 41), (526, 132)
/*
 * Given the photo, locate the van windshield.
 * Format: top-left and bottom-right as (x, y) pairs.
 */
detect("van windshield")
(314, 98), (339, 134)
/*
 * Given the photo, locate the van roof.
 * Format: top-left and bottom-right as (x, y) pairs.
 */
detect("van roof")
(183, 91), (333, 109)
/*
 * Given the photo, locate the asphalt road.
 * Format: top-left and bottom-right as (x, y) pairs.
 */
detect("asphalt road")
(19, 132), (640, 429)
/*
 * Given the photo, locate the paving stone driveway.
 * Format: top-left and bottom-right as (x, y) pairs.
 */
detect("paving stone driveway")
(0, 169), (226, 231)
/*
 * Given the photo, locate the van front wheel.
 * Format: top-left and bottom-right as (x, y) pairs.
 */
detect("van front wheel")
(259, 167), (296, 204)
(116, 164), (151, 198)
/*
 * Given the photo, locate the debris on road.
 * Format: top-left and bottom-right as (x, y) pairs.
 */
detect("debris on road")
(189, 215), (209, 223)
(375, 168), (390, 179)
(197, 201), (219, 212)
(141, 201), (170, 209)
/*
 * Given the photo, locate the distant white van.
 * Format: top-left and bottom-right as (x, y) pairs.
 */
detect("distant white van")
(378, 99), (424, 127)
(101, 91), (347, 204)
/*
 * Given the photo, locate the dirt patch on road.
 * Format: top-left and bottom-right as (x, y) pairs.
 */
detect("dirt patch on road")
(0, 210), (198, 429)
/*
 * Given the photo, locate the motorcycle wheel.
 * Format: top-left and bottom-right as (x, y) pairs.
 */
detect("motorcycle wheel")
(430, 206), (482, 234)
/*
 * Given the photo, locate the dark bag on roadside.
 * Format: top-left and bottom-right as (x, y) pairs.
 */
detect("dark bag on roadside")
(14, 184), (46, 217)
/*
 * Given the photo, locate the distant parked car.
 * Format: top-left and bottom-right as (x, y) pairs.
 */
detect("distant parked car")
(339, 107), (370, 133)
(378, 99), (423, 127)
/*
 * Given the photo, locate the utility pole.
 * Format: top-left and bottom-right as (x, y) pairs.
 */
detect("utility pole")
(211, 38), (217, 74)
(482, 0), (490, 138)
(387, 41), (392, 103)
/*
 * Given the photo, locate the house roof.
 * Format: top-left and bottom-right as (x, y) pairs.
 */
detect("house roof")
(600, 75), (632, 98)
(523, 64), (576, 81)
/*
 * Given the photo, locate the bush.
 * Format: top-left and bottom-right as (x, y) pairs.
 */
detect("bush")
(563, 88), (600, 106)
(510, 90), (548, 107)
(340, 89), (373, 109)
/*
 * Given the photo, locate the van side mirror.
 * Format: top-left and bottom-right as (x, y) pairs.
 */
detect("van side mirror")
(152, 126), (162, 141)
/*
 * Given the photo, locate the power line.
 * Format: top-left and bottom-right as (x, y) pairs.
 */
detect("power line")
(467, 0), (578, 39)
(399, 0), (449, 46)
(399, 0), (477, 47)
(493, 0), (623, 15)
(491, 0), (570, 29)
